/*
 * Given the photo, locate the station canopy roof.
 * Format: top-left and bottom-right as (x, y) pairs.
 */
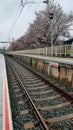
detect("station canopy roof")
(64, 37), (73, 44)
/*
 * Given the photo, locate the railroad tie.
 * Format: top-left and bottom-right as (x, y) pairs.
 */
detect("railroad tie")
(20, 110), (29, 115)
(68, 92), (73, 95)
(24, 122), (34, 129)
(18, 101), (24, 105)
(12, 82), (18, 85)
(13, 85), (18, 88)
(16, 93), (24, 97)
(15, 89), (21, 92)
(26, 82), (45, 87)
(38, 102), (71, 111)
(29, 89), (54, 95)
(34, 95), (61, 102)
(47, 113), (73, 123)
(27, 85), (48, 90)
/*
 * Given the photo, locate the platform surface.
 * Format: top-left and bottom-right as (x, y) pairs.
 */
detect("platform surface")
(0, 54), (4, 130)
(20, 54), (73, 65)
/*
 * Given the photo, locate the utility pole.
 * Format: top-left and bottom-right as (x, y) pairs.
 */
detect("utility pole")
(21, 0), (24, 7)
(43, 0), (54, 56)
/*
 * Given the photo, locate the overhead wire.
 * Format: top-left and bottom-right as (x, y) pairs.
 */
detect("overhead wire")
(19, 2), (41, 32)
(9, 7), (24, 36)
(9, 0), (28, 36)
(9, 0), (45, 39)
(9, 4), (21, 35)
(13, 3), (33, 33)
(18, 0), (45, 35)
(9, 0), (30, 37)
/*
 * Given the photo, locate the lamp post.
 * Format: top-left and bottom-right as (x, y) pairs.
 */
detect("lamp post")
(49, 12), (54, 56)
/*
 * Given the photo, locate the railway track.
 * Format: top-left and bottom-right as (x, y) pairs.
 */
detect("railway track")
(47, 75), (73, 97)
(6, 57), (73, 130)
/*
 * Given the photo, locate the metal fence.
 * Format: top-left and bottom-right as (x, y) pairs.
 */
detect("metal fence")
(6, 44), (73, 57)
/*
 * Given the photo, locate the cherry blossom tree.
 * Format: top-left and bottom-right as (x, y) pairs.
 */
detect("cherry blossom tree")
(9, 0), (73, 50)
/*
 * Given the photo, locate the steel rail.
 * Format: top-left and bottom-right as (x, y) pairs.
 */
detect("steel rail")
(6, 58), (49, 130)
(13, 57), (73, 103)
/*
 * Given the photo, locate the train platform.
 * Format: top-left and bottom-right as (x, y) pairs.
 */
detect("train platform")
(0, 54), (4, 130)
(0, 54), (13, 130)
(19, 54), (73, 65)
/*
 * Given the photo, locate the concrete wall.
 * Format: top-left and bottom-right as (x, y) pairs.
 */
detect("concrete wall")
(67, 68), (73, 86)
(13, 55), (73, 87)
(50, 67), (59, 78)
(60, 67), (66, 82)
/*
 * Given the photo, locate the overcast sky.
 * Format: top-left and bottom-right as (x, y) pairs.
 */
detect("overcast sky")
(0, 0), (73, 48)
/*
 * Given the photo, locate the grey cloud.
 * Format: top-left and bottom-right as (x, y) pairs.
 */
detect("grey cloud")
(0, 0), (73, 43)
(0, 0), (19, 21)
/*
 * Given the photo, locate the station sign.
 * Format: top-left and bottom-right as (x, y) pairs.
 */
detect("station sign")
(49, 62), (58, 67)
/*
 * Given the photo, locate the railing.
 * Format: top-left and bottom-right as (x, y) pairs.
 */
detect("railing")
(5, 44), (72, 57)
